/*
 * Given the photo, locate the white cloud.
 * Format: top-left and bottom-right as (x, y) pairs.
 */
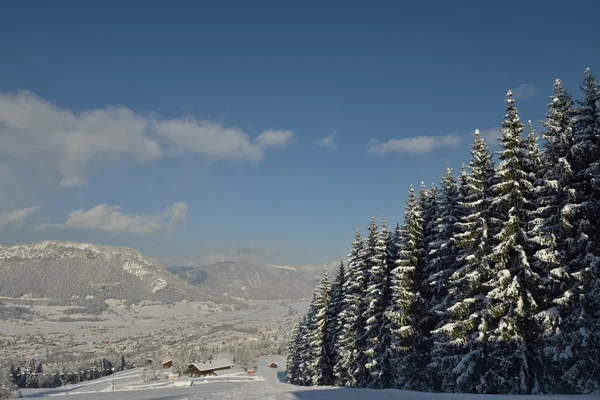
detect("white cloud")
(368, 134), (461, 155)
(255, 130), (294, 148)
(478, 127), (502, 144)
(512, 84), (537, 100)
(154, 118), (264, 163)
(0, 207), (40, 230)
(41, 201), (188, 236)
(313, 130), (337, 150)
(0, 90), (293, 186)
(0, 91), (162, 187)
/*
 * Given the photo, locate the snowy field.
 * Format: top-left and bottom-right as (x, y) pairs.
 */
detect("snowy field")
(21, 356), (596, 400)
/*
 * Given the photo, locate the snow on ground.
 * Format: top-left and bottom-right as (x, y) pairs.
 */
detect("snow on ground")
(21, 356), (598, 399)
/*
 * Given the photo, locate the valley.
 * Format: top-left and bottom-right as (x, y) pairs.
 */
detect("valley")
(0, 240), (319, 380)
(0, 297), (309, 364)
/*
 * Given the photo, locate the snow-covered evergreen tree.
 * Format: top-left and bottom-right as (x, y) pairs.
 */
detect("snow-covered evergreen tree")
(387, 186), (430, 390)
(363, 220), (395, 388)
(420, 182), (439, 270)
(297, 307), (316, 385)
(334, 229), (368, 387)
(326, 259), (346, 383)
(350, 217), (378, 388)
(480, 90), (542, 394)
(529, 78), (578, 393)
(426, 167), (462, 390)
(432, 130), (495, 393)
(286, 322), (303, 384)
(308, 271), (332, 386)
(418, 181), (440, 343)
(525, 121), (542, 173)
(427, 167), (462, 315)
(560, 68), (600, 393)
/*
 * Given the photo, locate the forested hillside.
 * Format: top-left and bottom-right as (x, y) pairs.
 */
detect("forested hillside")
(287, 68), (600, 395)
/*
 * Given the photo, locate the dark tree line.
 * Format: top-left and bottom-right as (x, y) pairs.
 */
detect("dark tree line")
(287, 68), (600, 394)
(7, 356), (126, 389)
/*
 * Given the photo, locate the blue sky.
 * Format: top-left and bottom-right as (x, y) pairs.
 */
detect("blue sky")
(0, 0), (598, 266)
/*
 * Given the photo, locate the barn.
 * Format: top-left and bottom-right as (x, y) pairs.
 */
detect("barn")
(162, 359), (173, 369)
(187, 358), (234, 378)
(268, 361), (278, 368)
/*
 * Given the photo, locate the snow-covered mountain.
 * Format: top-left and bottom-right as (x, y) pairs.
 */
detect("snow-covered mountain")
(166, 260), (339, 301)
(0, 241), (229, 304)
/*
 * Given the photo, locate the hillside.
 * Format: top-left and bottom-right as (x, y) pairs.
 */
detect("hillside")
(0, 241), (230, 305)
(166, 261), (336, 301)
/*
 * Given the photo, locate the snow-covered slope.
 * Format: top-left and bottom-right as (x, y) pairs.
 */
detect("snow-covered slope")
(22, 355), (598, 399)
(0, 241), (229, 304)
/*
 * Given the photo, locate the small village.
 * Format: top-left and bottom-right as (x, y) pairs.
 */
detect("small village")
(143, 355), (279, 381)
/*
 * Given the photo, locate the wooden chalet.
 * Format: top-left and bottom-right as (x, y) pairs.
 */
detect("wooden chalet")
(187, 358), (234, 378)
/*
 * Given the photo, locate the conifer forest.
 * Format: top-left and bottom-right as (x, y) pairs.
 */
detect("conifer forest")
(286, 68), (600, 395)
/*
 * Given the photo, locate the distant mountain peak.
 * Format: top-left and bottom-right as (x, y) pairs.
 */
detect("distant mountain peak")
(0, 241), (232, 305)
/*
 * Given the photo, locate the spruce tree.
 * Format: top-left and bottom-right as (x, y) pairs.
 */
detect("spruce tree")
(326, 259), (346, 383)
(427, 167), (462, 315)
(290, 314), (312, 385)
(560, 68), (600, 393)
(286, 321), (303, 384)
(432, 130), (495, 393)
(349, 217), (378, 388)
(420, 182), (440, 268)
(386, 185), (430, 390)
(334, 229), (367, 387)
(426, 167), (462, 390)
(480, 90), (542, 394)
(525, 121), (542, 172)
(309, 271), (332, 386)
(363, 220), (395, 388)
(530, 78), (578, 393)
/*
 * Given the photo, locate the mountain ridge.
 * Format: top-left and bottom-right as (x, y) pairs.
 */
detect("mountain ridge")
(0, 241), (232, 305)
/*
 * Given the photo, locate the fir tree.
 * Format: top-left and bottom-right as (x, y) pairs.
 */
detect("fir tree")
(350, 217), (378, 388)
(297, 308), (316, 385)
(286, 321), (303, 384)
(427, 167), (462, 315)
(426, 167), (462, 390)
(309, 271), (332, 386)
(530, 78), (578, 393)
(334, 229), (367, 387)
(481, 90), (542, 394)
(560, 68), (600, 393)
(525, 121), (542, 173)
(432, 130), (495, 393)
(387, 186), (430, 390)
(326, 259), (346, 383)
(363, 220), (395, 388)
(420, 182), (440, 269)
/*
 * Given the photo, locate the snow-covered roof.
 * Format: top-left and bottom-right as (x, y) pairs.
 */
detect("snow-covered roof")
(189, 358), (234, 372)
(161, 359), (173, 364)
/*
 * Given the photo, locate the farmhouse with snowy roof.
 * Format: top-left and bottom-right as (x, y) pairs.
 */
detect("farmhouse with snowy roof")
(187, 358), (234, 377)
